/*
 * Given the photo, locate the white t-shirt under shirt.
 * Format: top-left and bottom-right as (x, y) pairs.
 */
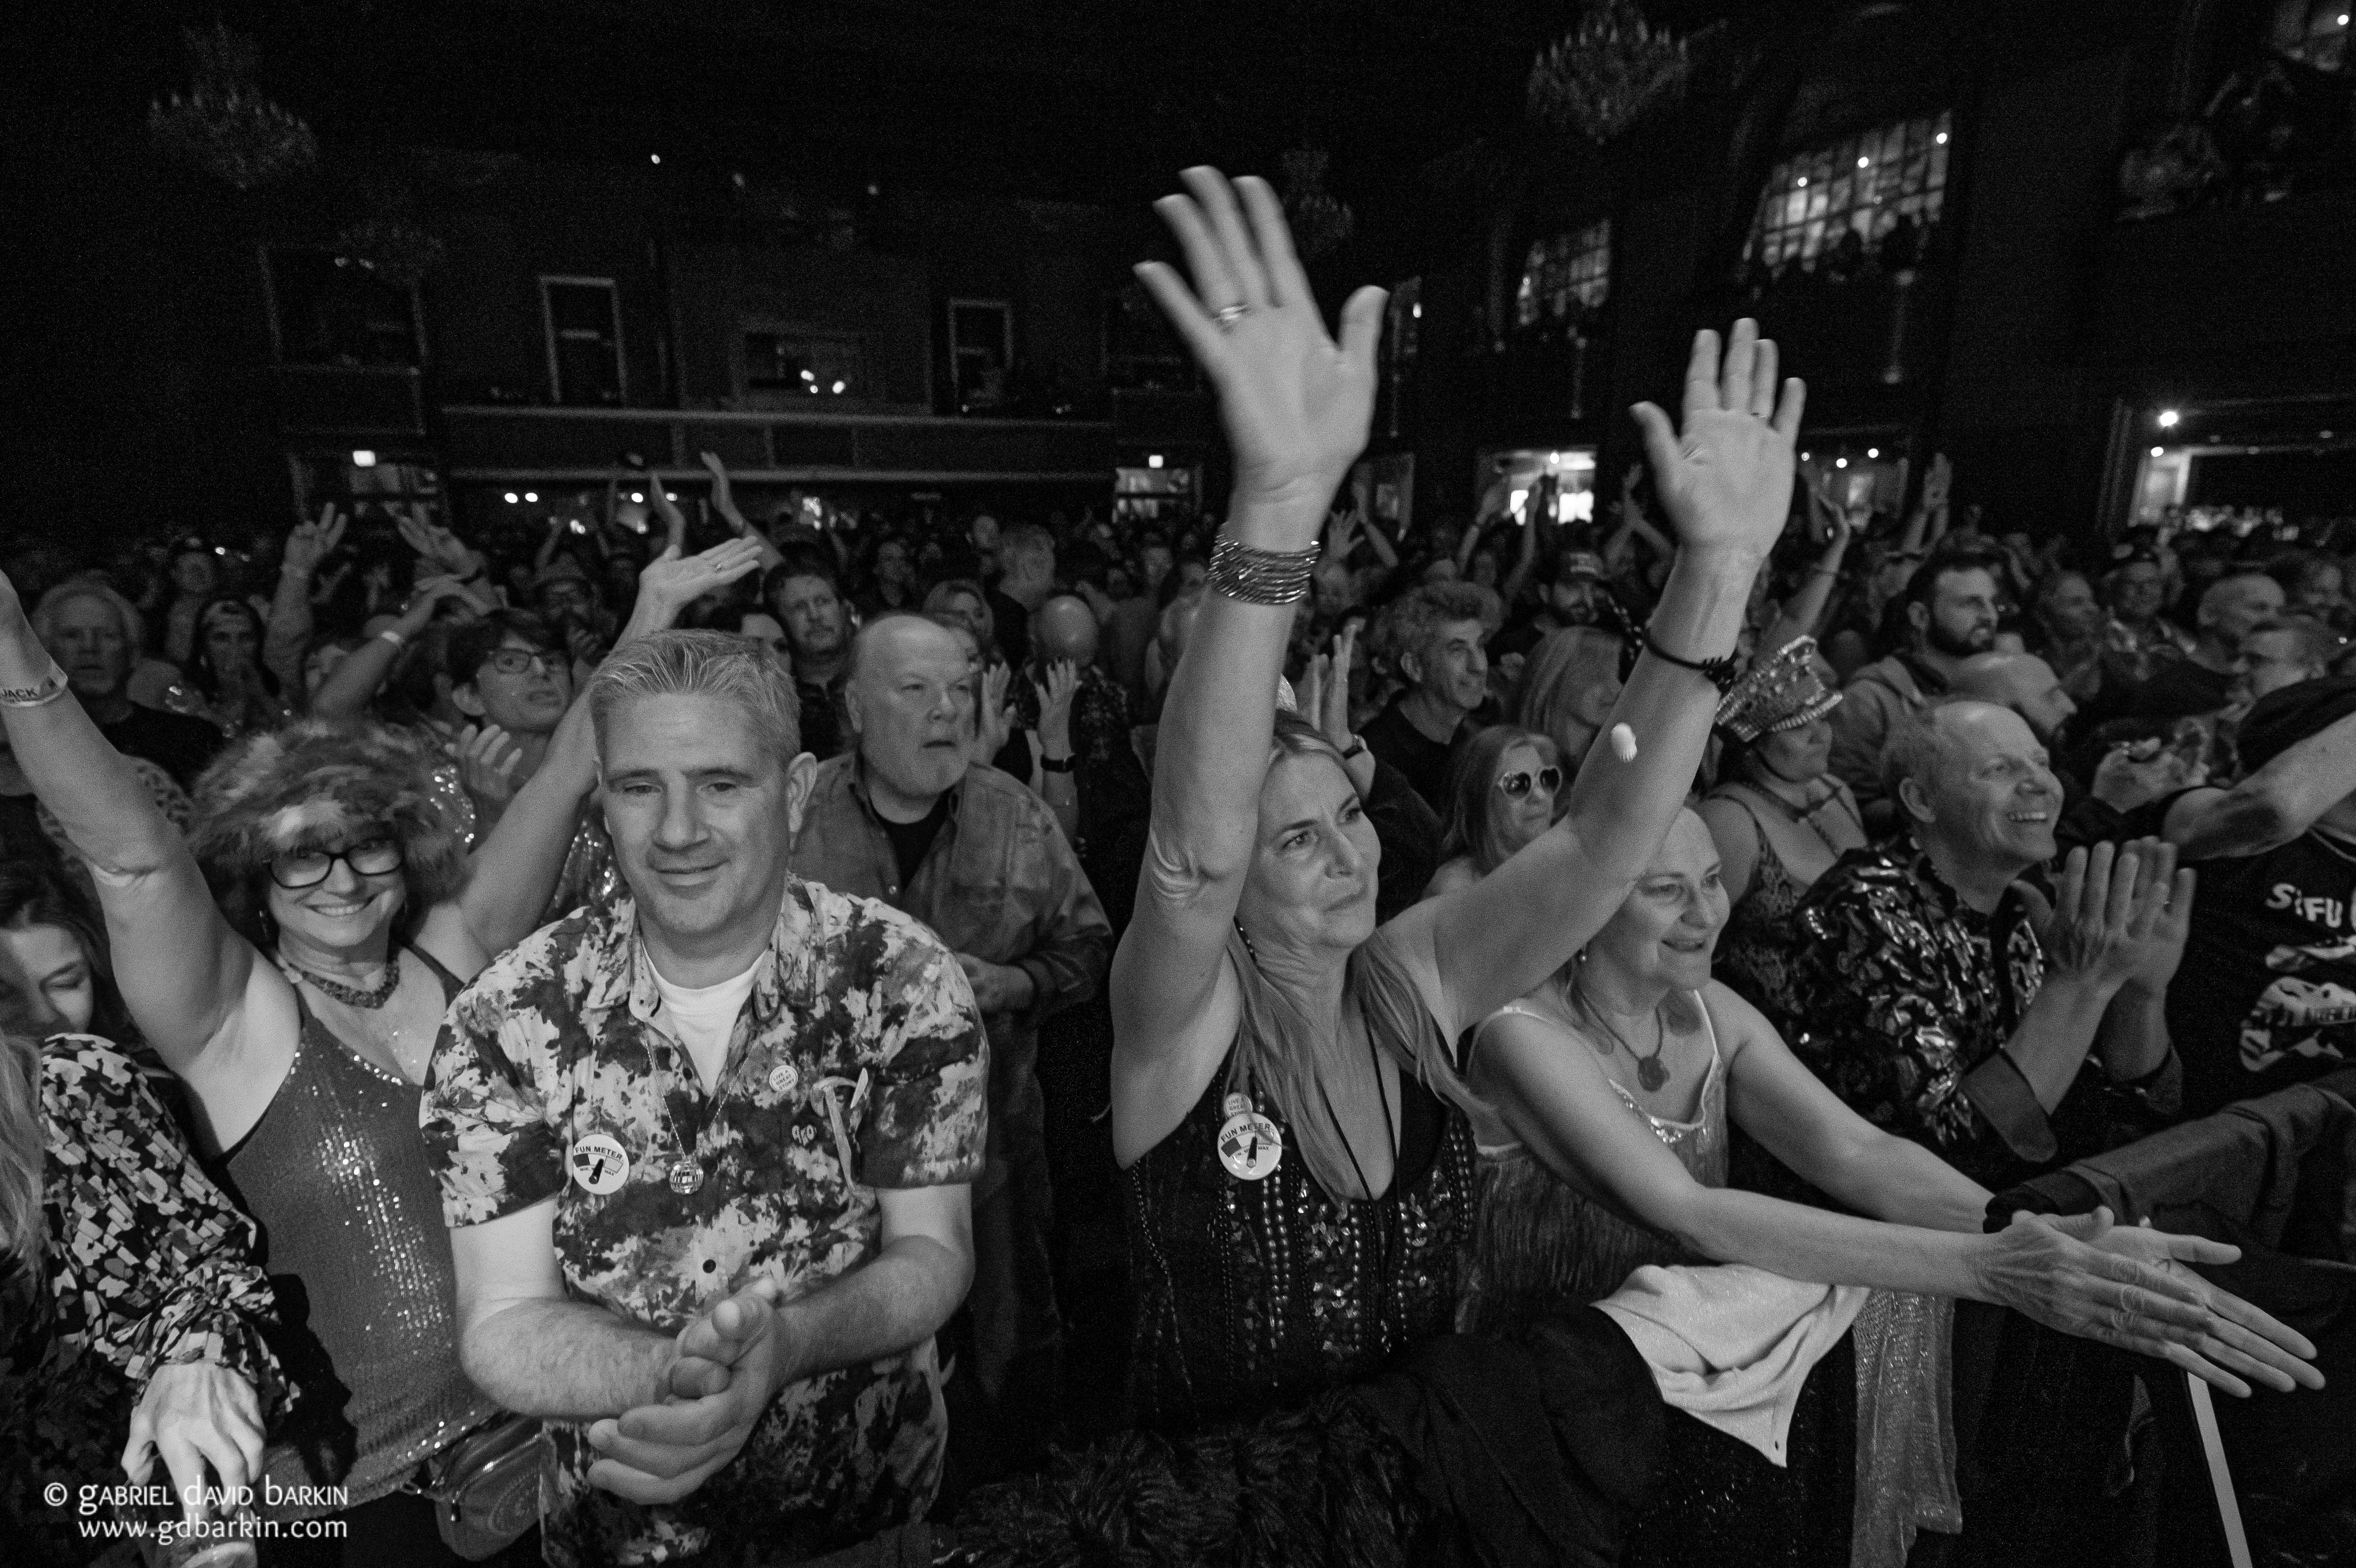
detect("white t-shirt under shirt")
(652, 961), (761, 1089)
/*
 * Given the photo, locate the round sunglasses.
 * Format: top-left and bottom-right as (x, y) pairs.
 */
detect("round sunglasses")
(269, 836), (406, 890)
(1496, 766), (1563, 800)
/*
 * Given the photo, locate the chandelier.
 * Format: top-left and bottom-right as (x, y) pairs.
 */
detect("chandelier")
(1280, 148), (1354, 259)
(148, 25), (318, 191)
(1526, 1), (1691, 145)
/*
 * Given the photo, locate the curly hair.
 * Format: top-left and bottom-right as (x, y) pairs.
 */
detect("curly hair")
(186, 720), (471, 948)
(1370, 581), (1500, 682)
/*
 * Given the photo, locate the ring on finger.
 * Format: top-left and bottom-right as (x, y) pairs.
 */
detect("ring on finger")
(1215, 303), (1251, 330)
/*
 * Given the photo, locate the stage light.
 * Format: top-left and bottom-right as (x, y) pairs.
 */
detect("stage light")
(832, 380), (845, 394)
(1858, 156), (1870, 168)
(351, 449), (377, 467)
(1835, 458), (1848, 468)
(2151, 447), (2165, 457)
(629, 493), (642, 503)
(1797, 177), (1808, 188)
(504, 493), (518, 504)
(1147, 453), (1164, 469)
(1411, 303), (1422, 318)
(1867, 447), (1879, 459)
(1935, 133), (1948, 145)
(1800, 451), (1811, 461)
(525, 491), (539, 502)
(649, 154), (661, 165)
(2158, 409), (2180, 428)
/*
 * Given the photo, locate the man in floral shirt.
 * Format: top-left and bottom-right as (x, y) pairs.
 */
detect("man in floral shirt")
(1782, 700), (2188, 1189)
(423, 632), (986, 1567)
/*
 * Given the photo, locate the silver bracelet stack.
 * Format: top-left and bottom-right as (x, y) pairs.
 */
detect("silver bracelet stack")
(1207, 535), (1322, 606)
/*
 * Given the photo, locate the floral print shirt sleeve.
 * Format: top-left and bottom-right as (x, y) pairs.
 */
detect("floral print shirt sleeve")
(4, 1035), (291, 1565)
(421, 882), (986, 1568)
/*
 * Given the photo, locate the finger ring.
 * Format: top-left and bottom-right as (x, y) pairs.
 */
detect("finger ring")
(1216, 303), (1251, 330)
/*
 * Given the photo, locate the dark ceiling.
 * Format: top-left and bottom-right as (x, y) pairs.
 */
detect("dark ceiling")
(18, 0), (1766, 211)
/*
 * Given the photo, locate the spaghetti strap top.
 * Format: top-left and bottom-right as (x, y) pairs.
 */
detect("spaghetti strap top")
(1707, 787), (1814, 1019)
(1457, 992), (1727, 1334)
(223, 946), (502, 1513)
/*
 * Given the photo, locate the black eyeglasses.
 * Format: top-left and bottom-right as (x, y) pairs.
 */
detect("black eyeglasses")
(481, 647), (565, 677)
(269, 836), (405, 890)
(1496, 766), (1564, 800)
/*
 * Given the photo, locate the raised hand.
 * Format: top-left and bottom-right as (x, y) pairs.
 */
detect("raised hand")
(1034, 659), (1079, 759)
(1972, 1207), (2320, 1398)
(2114, 836), (2195, 995)
(282, 505), (346, 577)
(121, 1362), (266, 1524)
(1135, 168), (1386, 533)
(1629, 319), (1804, 564)
(636, 538), (766, 619)
(451, 723), (525, 808)
(2020, 840), (2179, 994)
(398, 513), (487, 581)
(1922, 452), (1953, 513)
(1319, 623), (1358, 752)
(589, 1288), (786, 1505)
(643, 475), (690, 554)
(698, 451), (748, 533)
(975, 662), (1013, 760)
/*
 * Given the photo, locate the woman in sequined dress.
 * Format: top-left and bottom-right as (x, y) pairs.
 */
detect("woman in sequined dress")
(1110, 167), (1811, 1431)
(0, 546), (754, 1561)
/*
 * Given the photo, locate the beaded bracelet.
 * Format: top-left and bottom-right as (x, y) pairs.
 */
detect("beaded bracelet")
(1207, 535), (1322, 606)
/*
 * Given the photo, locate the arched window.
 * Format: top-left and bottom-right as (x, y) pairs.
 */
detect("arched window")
(1514, 218), (1611, 331)
(1745, 110), (1953, 273)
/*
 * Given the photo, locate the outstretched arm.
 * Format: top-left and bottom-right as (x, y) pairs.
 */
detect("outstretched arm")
(698, 452), (787, 573)
(1389, 323), (1803, 1038)
(1107, 170), (1385, 1158)
(266, 506), (342, 700)
(2164, 705), (2356, 859)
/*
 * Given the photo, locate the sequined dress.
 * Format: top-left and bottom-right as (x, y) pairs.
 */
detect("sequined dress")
(222, 946), (503, 1513)
(1122, 942), (1479, 1432)
(1457, 997), (1726, 1332)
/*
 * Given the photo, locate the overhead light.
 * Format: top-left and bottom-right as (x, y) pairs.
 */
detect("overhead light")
(1797, 177), (1809, 188)
(649, 153), (662, 165)
(866, 181), (880, 197)
(629, 492), (642, 503)
(1147, 453), (1164, 469)
(1935, 132), (1948, 145)
(2150, 446), (2165, 458)
(831, 380), (845, 394)
(214, 546), (228, 555)
(351, 448), (377, 467)
(525, 491), (539, 502)
(800, 369), (815, 381)
(1835, 458), (1848, 469)
(1508, 488), (1529, 513)
(1411, 303), (1422, 318)
(1857, 156), (1870, 168)
(1800, 451), (1811, 461)
(666, 492), (678, 501)
(2324, 430), (2338, 440)
(2157, 409), (2180, 428)
(1867, 446), (1879, 459)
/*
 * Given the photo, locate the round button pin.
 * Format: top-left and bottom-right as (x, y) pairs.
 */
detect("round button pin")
(768, 1062), (800, 1096)
(1217, 1109), (1284, 1182)
(568, 1132), (629, 1195)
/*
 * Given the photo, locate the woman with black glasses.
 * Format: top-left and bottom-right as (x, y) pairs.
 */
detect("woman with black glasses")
(1421, 725), (1564, 900)
(0, 551), (728, 1562)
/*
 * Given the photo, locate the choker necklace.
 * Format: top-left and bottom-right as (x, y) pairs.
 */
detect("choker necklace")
(1572, 973), (1673, 1092)
(281, 952), (401, 1009)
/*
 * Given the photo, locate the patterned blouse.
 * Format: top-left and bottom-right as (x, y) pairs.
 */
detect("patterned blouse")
(1782, 847), (2170, 1188)
(421, 879), (988, 1568)
(2, 1036), (291, 1567)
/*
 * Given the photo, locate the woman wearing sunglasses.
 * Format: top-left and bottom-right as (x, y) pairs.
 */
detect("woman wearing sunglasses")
(1422, 726), (1563, 900)
(0, 563), (618, 1563)
(1695, 637), (1866, 1015)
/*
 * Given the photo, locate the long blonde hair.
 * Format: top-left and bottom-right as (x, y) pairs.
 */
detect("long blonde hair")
(0, 1032), (44, 1263)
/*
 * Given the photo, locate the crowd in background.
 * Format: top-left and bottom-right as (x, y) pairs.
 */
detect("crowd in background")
(3, 169), (2352, 1568)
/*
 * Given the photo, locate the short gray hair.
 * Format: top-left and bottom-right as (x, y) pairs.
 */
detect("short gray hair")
(32, 578), (146, 655)
(1881, 698), (1969, 813)
(587, 631), (801, 764)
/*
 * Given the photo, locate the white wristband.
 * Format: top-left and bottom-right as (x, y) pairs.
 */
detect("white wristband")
(377, 628), (408, 649)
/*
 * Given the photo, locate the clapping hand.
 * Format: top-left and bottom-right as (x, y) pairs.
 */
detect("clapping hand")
(1034, 659), (1079, 759)
(1629, 320), (1804, 565)
(698, 451), (749, 533)
(1973, 1207), (2320, 1399)
(589, 1285), (787, 1505)
(1135, 168), (1386, 532)
(2016, 839), (2193, 995)
(643, 475), (690, 554)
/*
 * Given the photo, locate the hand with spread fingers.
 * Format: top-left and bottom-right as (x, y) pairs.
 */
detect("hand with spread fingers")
(1627, 319), (1805, 565)
(1972, 1207), (2321, 1398)
(624, 537), (768, 640)
(1133, 167), (1387, 531)
(452, 722), (525, 809)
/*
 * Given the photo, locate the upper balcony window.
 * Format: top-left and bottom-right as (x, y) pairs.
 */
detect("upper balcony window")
(741, 326), (870, 402)
(1514, 218), (1611, 332)
(1746, 110), (1953, 273)
(2271, 0), (2349, 70)
(540, 277), (626, 407)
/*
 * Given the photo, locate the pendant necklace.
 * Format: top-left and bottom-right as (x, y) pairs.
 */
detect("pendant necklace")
(280, 950), (402, 1009)
(1749, 777), (1858, 858)
(1575, 976), (1673, 1093)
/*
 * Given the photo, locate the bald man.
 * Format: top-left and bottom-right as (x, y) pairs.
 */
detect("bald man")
(2129, 570), (2283, 722)
(791, 612), (1110, 1465)
(1951, 651), (2078, 749)
(1781, 698), (2187, 1188)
